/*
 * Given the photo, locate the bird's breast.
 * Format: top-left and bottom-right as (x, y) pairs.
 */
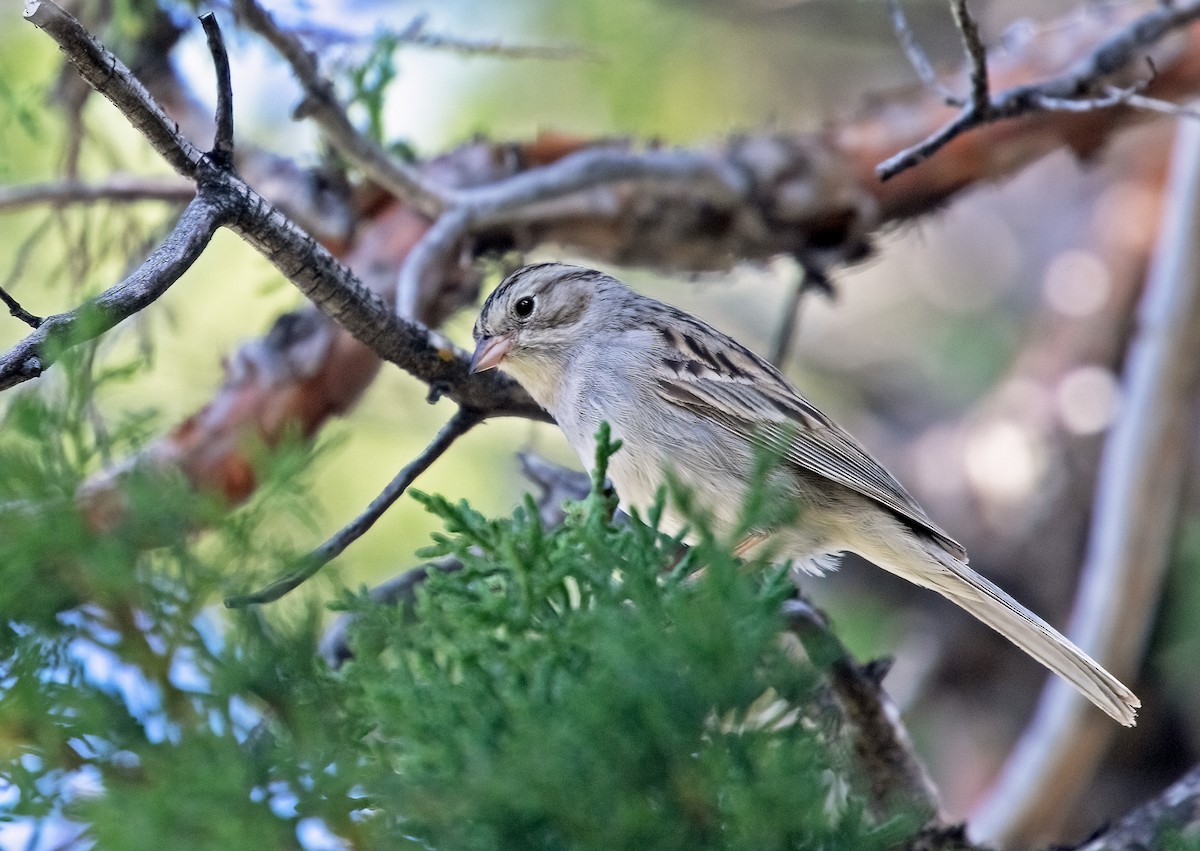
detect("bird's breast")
(560, 389), (751, 538)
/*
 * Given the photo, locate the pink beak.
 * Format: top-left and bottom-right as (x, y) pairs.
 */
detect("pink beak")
(469, 335), (513, 373)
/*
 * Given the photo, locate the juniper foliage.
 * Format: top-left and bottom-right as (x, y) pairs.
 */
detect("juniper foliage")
(0, 359), (917, 849)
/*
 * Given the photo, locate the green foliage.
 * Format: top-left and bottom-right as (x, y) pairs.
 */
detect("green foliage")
(1157, 825), (1200, 851)
(1153, 519), (1200, 711)
(1, 363), (917, 848)
(344, 31), (401, 148)
(0, 76), (42, 153)
(339, 30), (417, 160)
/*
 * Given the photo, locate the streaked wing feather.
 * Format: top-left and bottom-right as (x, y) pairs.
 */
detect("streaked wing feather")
(653, 336), (966, 560)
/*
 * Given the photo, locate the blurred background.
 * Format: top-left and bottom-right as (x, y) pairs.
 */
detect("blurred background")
(1, 0), (1196, 844)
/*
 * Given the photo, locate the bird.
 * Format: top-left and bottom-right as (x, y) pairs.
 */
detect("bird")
(469, 262), (1139, 726)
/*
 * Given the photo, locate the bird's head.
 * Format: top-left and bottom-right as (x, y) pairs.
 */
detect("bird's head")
(470, 263), (613, 376)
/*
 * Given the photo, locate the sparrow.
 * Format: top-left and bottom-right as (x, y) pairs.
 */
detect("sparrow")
(469, 262), (1139, 726)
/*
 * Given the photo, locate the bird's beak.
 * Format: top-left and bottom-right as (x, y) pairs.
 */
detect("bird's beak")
(469, 335), (513, 373)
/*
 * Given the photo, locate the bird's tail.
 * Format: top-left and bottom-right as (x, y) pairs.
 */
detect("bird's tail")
(898, 543), (1139, 727)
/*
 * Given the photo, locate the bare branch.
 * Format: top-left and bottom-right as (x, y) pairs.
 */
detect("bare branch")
(396, 206), (470, 318)
(877, 111), (980, 182)
(22, 0), (545, 421)
(972, 114), (1200, 848)
(950, 0), (989, 113)
(0, 284), (43, 329)
(24, 0), (209, 179)
(231, 0), (449, 218)
(878, 0), (1200, 180)
(784, 598), (943, 824)
(226, 407), (481, 607)
(1031, 81), (1151, 112)
(397, 145), (750, 317)
(886, 0), (964, 105)
(294, 15), (591, 61)
(1034, 79), (1200, 118)
(1121, 89), (1200, 116)
(450, 146), (748, 224)
(0, 177), (196, 212)
(391, 15), (592, 61)
(199, 13), (234, 169)
(769, 264), (831, 368)
(0, 196), (219, 390)
(1077, 764), (1200, 851)
(218, 181), (547, 420)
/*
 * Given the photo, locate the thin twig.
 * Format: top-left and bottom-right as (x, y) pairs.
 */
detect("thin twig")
(392, 16), (593, 61)
(1032, 83), (1150, 112)
(451, 146), (747, 223)
(769, 275), (806, 368)
(0, 196), (221, 390)
(199, 13), (235, 169)
(951, 0), (990, 112)
(0, 284), (43, 328)
(293, 15), (592, 61)
(971, 113), (1200, 847)
(232, 0), (449, 218)
(1122, 89), (1200, 116)
(768, 263), (832, 367)
(878, 0), (1200, 180)
(225, 407), (482, 607)
(0, 177), (196, 212)
(886, 0), (964, 105)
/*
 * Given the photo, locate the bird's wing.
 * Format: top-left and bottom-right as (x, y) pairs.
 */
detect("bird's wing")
(650, 318), (966, 560)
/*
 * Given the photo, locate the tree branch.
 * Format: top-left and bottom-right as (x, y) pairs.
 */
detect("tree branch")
(0, 284), (43, 329)
(950, 0), (989, 113)
(396, 145), (749, 318)
(226, 407), (482, 606)
(19, 0), (545, 421)
(0, 196), (219, 390)
(215, 180), (547, 420)
(231, 0), (449, 218)
(200, 12), (234, 170)
(0, 176), (195, 212)
(971, 111), (1200, 848)
(24, 0), (210, 178)
(384, 14), (591, 60)
(878, 0), (1200, 180)
(784, 598), (943, 824)
(1076, 764), (1200, 851)
(886, 0), (963, 106)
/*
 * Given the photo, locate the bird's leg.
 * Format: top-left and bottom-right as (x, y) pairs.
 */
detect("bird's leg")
(734, 530), (771, 561)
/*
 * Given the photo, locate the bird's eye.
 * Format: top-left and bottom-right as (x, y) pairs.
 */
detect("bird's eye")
(513, 296), (535, 318)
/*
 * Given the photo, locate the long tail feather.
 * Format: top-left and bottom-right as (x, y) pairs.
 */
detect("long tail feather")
(901, 545), (1139, 726)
